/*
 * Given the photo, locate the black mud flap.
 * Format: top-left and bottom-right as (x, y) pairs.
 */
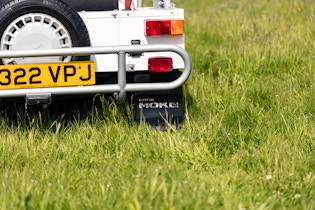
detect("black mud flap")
(134, 87), (184, 127)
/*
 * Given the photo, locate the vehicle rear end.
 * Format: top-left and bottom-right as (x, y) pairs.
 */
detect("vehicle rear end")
(79, 0), (187, 126)
(0, 0), (191, 127)
(81, 0), (185, 73)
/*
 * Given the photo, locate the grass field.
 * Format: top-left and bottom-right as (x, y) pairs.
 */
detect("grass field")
(1, 0), (315, 209)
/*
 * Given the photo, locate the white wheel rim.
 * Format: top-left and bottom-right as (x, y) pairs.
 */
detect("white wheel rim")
(1, 13), (72, 64)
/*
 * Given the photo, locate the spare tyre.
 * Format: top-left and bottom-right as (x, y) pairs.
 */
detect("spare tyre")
(0, 0), (91, 65)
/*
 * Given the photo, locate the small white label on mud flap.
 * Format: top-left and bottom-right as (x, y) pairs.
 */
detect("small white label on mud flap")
(139, 102), (179, 109)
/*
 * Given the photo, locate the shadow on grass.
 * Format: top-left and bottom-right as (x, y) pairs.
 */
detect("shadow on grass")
(0, 95), (133, 131)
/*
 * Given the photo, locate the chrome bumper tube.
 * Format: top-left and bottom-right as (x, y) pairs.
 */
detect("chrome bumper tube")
(0, 44), (192, 103)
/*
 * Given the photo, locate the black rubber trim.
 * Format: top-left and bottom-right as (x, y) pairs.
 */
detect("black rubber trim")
(62, 0), (118, 11)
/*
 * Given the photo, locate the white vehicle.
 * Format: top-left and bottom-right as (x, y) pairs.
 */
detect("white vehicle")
(0, 0), (191, 126)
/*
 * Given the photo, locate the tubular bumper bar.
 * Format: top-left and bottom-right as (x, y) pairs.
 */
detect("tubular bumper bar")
(0, 44), (192, 103)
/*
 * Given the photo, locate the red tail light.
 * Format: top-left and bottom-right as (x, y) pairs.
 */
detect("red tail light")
(148, 57), (173, 72)
(145, 20), (184, 36)
(125, 0), (131, 10)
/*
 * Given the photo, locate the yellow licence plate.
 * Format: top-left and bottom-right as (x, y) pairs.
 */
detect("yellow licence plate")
(0, 61), (95, 90)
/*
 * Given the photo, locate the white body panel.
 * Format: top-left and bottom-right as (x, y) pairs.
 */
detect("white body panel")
(79, 8), (185, 72)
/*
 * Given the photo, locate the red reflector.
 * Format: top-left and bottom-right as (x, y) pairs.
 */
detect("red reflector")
(145, 20), (184, 36)
(148, 57), (173, 72)
(146, 20), (170, 35)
